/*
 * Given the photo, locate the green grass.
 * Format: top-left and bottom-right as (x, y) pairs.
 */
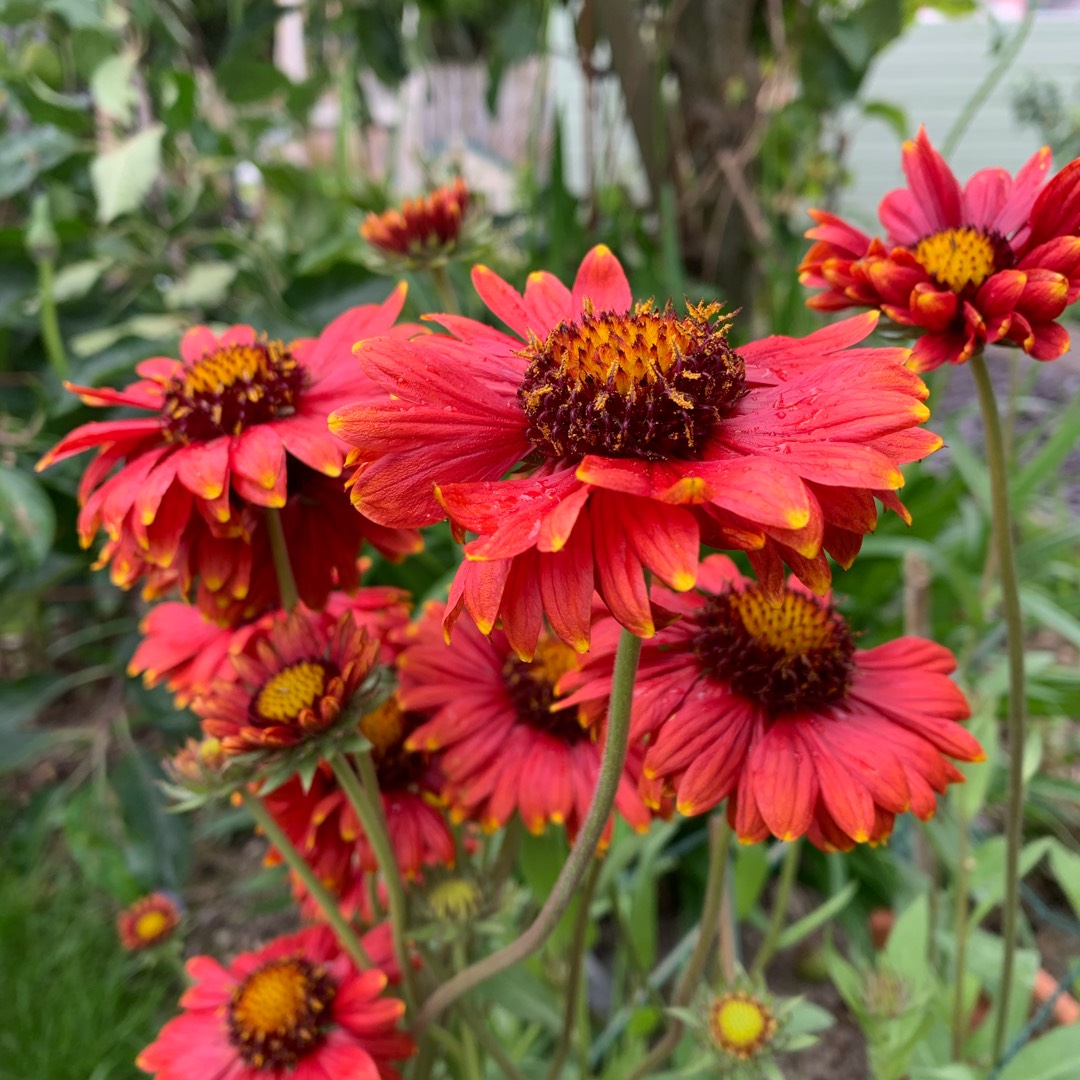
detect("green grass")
(0, 848), (180, 1080)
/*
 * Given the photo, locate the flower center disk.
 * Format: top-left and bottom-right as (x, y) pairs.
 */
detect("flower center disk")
(914, 227), (1000, 293)
(228, 957), (336, 1070)
(693, 586), (855, 714)
(162, 340), (306, 443)
(518, 301), (746, 461)
(360, 699), (426, 789)
(255, 661), (329, 723)
(708, 992), (776, 1060)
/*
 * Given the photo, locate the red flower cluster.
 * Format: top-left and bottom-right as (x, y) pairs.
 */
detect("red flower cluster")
(331, 247), (941, 656)
(801, 126), (1080, 370)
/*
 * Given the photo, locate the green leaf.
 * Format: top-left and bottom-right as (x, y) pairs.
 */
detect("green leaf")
(71, 313), (186, 356)
(0, 127), (80, 199)
(90, 51), (138, 125)
(956, 699), (997, 821)
(970, 836), (1054, 927)
(163, 262), (238, 310)
(862, 100), (909, 139)
(883, 894), (930, 988)
(1011, 386), (1080, 506)
(776, 880), (858, 951)
(1020, 586), (1080, 651)
(1048, 843), (1080, 919)
(215, 58), (291, 105)
(733, 842), (770, 918)
(0, 464), (56, 568)
(997, 1020), (1080, 1079)
(91, 124), (164, 224)
(48, 258), (112, 305)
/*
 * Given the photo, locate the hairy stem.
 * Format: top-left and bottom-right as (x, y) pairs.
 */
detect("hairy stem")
(241, 789), (371, 971)
(970, 351), (1028, 1061)
(952, 811), (973, 1060)
(413, 628), (643, 1033)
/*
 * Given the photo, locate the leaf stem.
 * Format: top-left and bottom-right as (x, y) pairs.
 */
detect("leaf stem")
(36, 256), (68, 379)
(412, 627), (642, 1033)
(330, 754), (418, 1011)
(240, 789), (372, 971)
(265, 507), (299, 612)
(951, 809), (973, 1060)
(970, 351), (1028, 1061)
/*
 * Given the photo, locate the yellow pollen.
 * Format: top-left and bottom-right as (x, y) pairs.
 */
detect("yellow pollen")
(135, 910), (170, 941)
(178, 342), (293, 397)
(732, 590), (836, 658)
(231, 959), (319, 1042)
(529, 301), (725, 397)
(529, 637), (580, 694)
(360, 698), (408, 755)
(709, 992), (777, 1060)
(256, 661), (326, 722)
(914, 227), (997, 292)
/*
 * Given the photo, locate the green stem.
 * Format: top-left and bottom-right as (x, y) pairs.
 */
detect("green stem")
(970, 351), (1028, 1061)
(544, 857), (602, 1080)
(431, 265), (460, 315)
(37, 257), (68, 379)
(240, 789), (372, 971)
(453, 940), (483, 1080)
(749, 839), (801, 981)
(330, 754), (418, 1011)
(952, 810), (973, 1060)
(626, 814), (732, 1080)
(413, 628), (642, 1033)
(265, 507), (299, 612)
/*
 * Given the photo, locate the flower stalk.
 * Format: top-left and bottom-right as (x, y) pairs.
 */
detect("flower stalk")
(749, 839), (801, 980)
(240, 789), (372, 971)
(412, 627), (642, 1033)
(970, 351), (1028, 1061)
(330, 753), (418, 1011)
(266, 506), (299, 612)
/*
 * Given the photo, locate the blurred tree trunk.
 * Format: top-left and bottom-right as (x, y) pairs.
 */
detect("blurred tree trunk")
(589, 0), (763, 311)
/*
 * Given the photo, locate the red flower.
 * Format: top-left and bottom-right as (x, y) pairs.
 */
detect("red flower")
(117, 892), (182, 951)
(38, 288), (422, 618)
(262, 697), (455, 908)
(129, 578), (411, 706)
(397, 600), (652, 841)
(194, 609), (379, 755)
(801, 126), (1080, 370)
(559, 555), (983, 851)
(136, 926), (414, 1080)
(330, 246), (940, 657)
(361, 178), (471, 263)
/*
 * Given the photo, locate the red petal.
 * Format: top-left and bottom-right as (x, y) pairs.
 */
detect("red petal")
(229, 426), (285, 504)
(175, 438), (230, 500)
(747, 722), (817, 840)
(900, 126), (963, 233)
(571, 245), (632, 315)
(590, 492), (653, 637)
(471, 264), (533, 340)
(539, 514), (594, 652)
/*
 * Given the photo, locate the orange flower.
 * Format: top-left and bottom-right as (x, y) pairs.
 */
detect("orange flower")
(137, 926), (414, 1080)
(331, 246), (941, 657)
(560, 555), (983, 851)
(397, 600), (652, 842)
(38, 288), (422, 618)
(361, 178), (471, 265)
(801, 126), (1080, 370)
(117, 892), (181, 951)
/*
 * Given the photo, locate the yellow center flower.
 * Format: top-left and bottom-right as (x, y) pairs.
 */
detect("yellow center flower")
(708, 992), (777, 1060)
(162, 340), (305, 442)
(229, 957), (335, 1069)
(518, 301), (745, 461)
(914, 227), (997, 292)
(360, 698), (408, 755)
(256, 662), (327, 723)
(428, 878), (482, 923)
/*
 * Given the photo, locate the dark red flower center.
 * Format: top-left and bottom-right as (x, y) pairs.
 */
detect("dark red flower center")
(228, 956), (336, 1070)
(360, 698), (428, 789)
(162, 340), (307, 443)
(692, 585), (855, 715)
(517, 301), (746, 461)
(503, 638), (587, 743)
(913, 226), (1011, 292)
